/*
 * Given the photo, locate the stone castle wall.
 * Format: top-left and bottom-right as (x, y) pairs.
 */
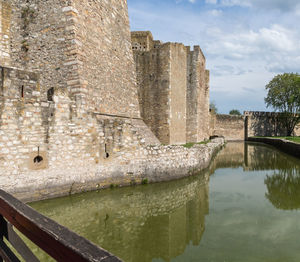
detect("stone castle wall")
(245, 111), (300, 138)
(132, 31), (210, 145)
(211, 113), (245, 141)
(209, 111), (300, 141)
(0, 0), (160, 179)
(187, 46), (210, 142)
(71, 0), (140, 117)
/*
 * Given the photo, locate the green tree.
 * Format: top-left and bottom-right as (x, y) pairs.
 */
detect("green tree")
(265, 73), (300, 136)
(229, 109), (241, 115)
(210, 101), (218, 114)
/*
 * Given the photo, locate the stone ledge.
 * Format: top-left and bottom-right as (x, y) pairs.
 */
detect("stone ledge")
(247, 137), (300, 159)
(2, 138), (225, 203)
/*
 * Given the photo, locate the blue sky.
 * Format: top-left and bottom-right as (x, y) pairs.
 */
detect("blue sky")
(127, 0), (300, 114)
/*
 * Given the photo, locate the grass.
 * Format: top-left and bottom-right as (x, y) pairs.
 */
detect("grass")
(254, 136), (300, 144)
(181, 140), (210, 149)
(276, 136), (300, 143)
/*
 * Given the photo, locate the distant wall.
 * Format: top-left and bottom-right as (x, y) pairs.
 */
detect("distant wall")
(210, 114), (245, 141)
(245, 111), (300, 138)
(132, 31), (210, 145)
(133, 43), (171, 144)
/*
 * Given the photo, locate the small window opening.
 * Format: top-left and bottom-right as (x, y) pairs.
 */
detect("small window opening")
(47, 87), (54, 102)
(104, 143), (110, 159)
(34, 155), (43, 163)
(21, 85), (24, 98)
(34, 146), (43, 163)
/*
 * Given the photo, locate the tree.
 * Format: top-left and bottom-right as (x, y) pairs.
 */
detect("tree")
(210, 101), (218, 114)
(265, 73), (300, 136)
(229, 109), (241, 115)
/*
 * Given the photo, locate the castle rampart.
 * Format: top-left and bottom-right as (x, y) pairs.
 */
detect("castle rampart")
(0, 0), (225, 202)
(132, 32), (210, 144)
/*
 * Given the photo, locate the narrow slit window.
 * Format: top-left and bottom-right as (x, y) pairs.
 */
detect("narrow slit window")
(47, 87), (54, 102)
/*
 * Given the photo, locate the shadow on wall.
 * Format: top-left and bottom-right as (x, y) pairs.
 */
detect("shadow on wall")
(248, 112), (287, 137)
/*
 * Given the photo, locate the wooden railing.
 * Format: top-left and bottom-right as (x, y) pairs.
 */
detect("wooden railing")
(0, 189), (122, 262)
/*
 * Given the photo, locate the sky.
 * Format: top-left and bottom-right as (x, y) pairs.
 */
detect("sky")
(127, 0), (300, 114)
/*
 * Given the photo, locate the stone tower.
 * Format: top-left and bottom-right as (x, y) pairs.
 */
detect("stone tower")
(0, 0), (158, 176)
(132, 31), (210, 145)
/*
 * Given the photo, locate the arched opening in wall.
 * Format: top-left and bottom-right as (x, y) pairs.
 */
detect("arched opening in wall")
(34, 155), (43, 163)
(47, 87), (54, 102)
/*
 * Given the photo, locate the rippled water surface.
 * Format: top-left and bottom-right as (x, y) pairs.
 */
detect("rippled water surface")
(30, 142), (300, 262)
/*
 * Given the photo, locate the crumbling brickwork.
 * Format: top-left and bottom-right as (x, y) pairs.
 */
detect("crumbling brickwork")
(132, 31), (210, 145)
(0, 0), (159, 177)
(245, 111), (300, 138)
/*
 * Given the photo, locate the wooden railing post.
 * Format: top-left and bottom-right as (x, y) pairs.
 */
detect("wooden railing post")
(0, 215), (7, 262)
(0, 189), (122, 261)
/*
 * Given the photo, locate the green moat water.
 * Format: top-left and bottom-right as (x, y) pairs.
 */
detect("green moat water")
(29, 142), (300, 262)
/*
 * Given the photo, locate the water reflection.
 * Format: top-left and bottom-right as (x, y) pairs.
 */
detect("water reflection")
(31, 173), (210, 262)
(214, 142), (300, 210)
(30, 142), (300, 262)
(212, 142), (300, 172)
(265, 168), (300, 210)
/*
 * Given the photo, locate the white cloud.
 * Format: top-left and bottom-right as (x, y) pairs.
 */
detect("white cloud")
(210, 9), (223, 16)
(128, 0), (300, 112)
(205, 0), (218, 4)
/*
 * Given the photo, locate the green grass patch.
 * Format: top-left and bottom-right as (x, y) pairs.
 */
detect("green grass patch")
(181, 140), (210, 148)
(253, 136), (300, 144)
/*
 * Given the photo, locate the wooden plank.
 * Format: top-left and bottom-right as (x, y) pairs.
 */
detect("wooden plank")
(0, 189), (122, 262)
(7, 223), (40, 262)
(0, 239), (21, 262)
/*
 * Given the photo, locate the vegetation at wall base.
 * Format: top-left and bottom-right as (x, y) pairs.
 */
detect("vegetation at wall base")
(182, 140), (210, 149)
(253, 136), (300, 144)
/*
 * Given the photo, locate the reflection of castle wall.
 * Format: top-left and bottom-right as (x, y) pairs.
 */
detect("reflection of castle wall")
(210, 142), (245, 169)
(31, 174), (210, 262)
(209, 141), (300, 172)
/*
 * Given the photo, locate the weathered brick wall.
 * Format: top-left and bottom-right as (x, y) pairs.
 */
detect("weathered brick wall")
(72, 0), (140, 117)
(132, 31), (210, 145)
(0, 66), (149, 175)
(211, 114), (245, 141)
(186, 46), (210, 143)
(245, 111), (300, 138)
(169, 43), (187, 144)
(133, 41), (171, 144)
(0, 0), (160, 178)
(0, 1), (12, 66)
(7, 0), (71, 102)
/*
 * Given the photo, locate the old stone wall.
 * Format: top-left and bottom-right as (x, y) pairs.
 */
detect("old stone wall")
(210, 113), (245, 141)
(133, 39), (171, 144)
(2, 138), (224, 202)
(169, 43), (187, 144)
(245, 111), (300, 138)
(0, 1), (11, 67)
(71, 0), (140, 117)
(186, 46), (209, 142)
(0, 0), (161, 182)
(132, 31), (210, 145)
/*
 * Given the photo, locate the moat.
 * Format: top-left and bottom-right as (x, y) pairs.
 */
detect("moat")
(29, 142), (300, 262)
